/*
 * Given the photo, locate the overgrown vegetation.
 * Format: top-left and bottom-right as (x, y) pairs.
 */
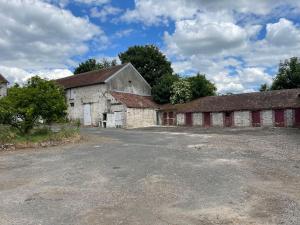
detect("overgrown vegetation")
(74, 58), (118, 75)
(0, 76), (67, 134)
(0, 124), (80, 149)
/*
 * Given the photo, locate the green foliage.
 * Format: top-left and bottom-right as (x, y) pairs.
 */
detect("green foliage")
(74, 58), (118, 75)
(170, 79), (192, 104)
(118, 45), (173, 87)
(187, 73), (216, 99)
(271, 57), (300, 90)
(259, 83), (270, 92)
(0, 126), (16, 145)
(152, 74), (179, 104)
(0, 76), (67, 134)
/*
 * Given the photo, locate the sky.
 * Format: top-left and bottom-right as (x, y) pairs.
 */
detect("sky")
(1, 0), (300, 93)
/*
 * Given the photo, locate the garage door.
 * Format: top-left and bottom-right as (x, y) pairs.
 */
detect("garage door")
(252, 111), (261, 127)
(295, 108), (300, 127)
(185, 113), (193, 126)
(274, 109), (285, 127)
(203, 112), (211, 127)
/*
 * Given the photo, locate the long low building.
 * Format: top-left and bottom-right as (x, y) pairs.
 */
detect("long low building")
(158, 89), (300, 128)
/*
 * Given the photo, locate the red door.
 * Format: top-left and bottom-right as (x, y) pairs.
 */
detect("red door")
(252, 111), (261, 127)
(274, 109), (285, 127)
(185, 112), (193, 126)
(224, 112), (233, 127)
(163, 112), (168, 125)
(168, 112), (174, 125)
(203, 112), (211, 127)
(295, 108), (300, 127)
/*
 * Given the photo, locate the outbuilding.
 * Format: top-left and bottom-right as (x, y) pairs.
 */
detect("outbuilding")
(159, 89), (300, 128)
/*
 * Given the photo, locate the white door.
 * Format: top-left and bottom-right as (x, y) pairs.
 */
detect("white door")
(83, 104), (92, 126)
(114, 111), (123, 127)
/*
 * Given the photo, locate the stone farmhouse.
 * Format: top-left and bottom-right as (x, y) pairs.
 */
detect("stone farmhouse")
(159, 89), (300, 128)
(0, 74), (8, 98)
(56, 63), (158, 128)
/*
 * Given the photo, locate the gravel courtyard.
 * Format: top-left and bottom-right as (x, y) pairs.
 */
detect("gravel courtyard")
(0, 127), (299, 225)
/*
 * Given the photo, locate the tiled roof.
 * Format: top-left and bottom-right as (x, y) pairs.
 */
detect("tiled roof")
(0, 74), (8, 84)
(160, 89), (300, 112)
(55, 64), (128, 89)
(110, 91), (158, 109)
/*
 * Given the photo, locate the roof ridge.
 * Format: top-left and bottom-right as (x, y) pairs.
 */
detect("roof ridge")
(56, 63), (128, 81)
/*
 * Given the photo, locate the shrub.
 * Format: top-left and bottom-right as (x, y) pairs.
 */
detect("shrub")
(0, 126), (16, 145)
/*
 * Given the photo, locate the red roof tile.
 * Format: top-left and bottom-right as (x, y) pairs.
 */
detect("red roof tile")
(0, 74), (8, 84)
(111, 91), (158, 109)
(160, 89), (300, 112)
(55, 64), (128, 89)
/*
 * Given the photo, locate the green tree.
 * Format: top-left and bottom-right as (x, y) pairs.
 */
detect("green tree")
(119, 45), (173, 87)
(170, 79), (192, 104)
(74, 58), (118, 74)
(187, 73), (216, 99)
(152, 74), (179, 104)
(0, 76), (67, 134)
(271, 57), (300, 90)
(259, 83), (270, 92)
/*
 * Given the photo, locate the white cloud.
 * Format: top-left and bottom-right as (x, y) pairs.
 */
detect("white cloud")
(46, 0), (110, 7)
(114, 29), (134, 38)
(90, 5), (122, 22)
(266, 18), (300, 46)
(0, 0), (105, 70)
(0, 66), (72, 84)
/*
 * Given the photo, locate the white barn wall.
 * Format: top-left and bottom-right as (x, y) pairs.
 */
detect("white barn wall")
(176, 113), (185, 125)
(0, 83), (7, 98)
(126, 108), (156, 128)
(262, 110), (273, 126)
(285, 109), (294, 127)
(212, 113), (223, 127)
(192, 113), (203, 126)
(234, 111), (251, 127)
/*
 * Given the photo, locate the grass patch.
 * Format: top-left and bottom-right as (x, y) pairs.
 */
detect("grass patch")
(0, 125), (80, 149)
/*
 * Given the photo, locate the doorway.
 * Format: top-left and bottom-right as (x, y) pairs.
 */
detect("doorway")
(203, 112), (211, 127)
(83, 104), (92, 126)
(274, 109), (285, 127)
(252, 111), (261, 127)
(185, 112), (193, 126)
(224, 112), (233, 127)
(295, 108), (300, 127)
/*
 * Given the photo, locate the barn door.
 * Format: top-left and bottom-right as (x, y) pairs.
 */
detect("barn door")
(185, 113), (193, 126)
(114, 111), (123, 128)
(252, 111), (261, 127)
(168, 112), (175, 125)
(163, 112), (168, 125)
(83, 104), (92, 126)
(203, 112), (211, 127)
(295, 108), (300, 127)
(224, 112), (233, 127)
(274, 109), (285, 127)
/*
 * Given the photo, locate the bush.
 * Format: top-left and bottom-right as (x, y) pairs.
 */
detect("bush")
(0, 126), (16, 145)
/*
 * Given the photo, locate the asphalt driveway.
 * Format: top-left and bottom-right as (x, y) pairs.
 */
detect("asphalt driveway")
(0, 127), (299, 225)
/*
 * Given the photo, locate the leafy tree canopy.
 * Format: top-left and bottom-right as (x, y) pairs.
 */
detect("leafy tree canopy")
(259, 83), (270, 92)
(271, 57), (300, 90)
(187, 73), (216, 99)
(74, 58), (118, 75)
(170, 79), (192, 104)
(152, 74), (179, 104)
(118, 45), (173, 87)
(0, 76), (67, 134)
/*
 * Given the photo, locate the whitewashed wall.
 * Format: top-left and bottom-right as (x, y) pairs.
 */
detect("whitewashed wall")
(285, 109), (294, 127)
(212, 113), (223, 127)
(234, 111), (251, 127)
(192, 113), (203, 126)
(261, 110), (273, 126)
(176, 113), (185, 125)
(126, 108), (156, 128)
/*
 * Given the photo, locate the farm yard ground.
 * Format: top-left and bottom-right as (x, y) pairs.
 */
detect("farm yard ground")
(0, 127), (299, 225)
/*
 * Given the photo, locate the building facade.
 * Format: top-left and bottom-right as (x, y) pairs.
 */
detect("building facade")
(159, 89), (300, 128)
(56, 63), (158, 128)
(0, 74), (8, 98)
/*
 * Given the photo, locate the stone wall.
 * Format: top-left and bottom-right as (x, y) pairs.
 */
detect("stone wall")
(106, 64), (151, 96)
(192, 113), (203, 126)
(126, 108), (157, 128)
(234, 111), (251, 127)
(212, 112), (223, 127)
(261, 110), (273, 126)
(285, 109), (294, 127)
(0, 83), (7, 98)
(176, 113), (185, 125)
(65, 84), (108, 126)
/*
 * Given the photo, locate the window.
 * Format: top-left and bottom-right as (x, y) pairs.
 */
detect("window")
(69, 89), (75, 100)
(70, 103), (74, 107)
